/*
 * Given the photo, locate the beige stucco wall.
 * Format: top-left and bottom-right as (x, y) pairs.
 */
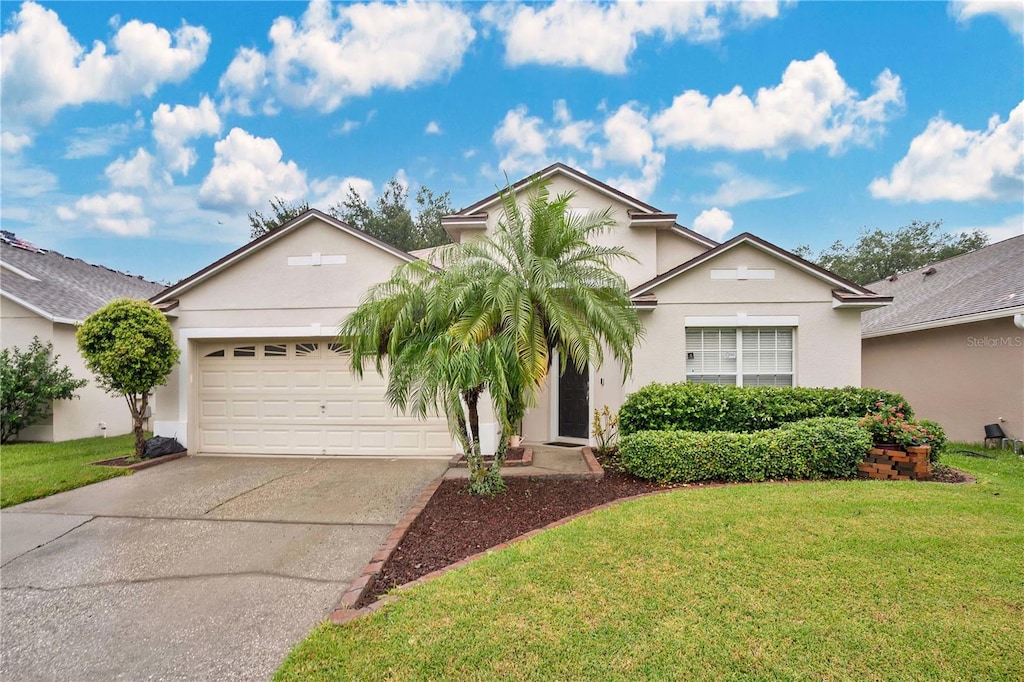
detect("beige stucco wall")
(862, 317), (1024, 442)
(1, 297), (135, 441)
(152, 217), (425, 451)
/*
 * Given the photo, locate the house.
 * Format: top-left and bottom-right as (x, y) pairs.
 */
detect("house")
(150, 163), (890, 456)
(0, 232), (165, 441)
(149, 161), (888, 454)
(861, 235), (1024, 443)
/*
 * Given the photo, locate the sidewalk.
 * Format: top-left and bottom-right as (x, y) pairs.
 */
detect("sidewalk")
(443, 443), (603, 480)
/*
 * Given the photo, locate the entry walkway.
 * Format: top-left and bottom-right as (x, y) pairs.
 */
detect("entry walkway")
(443, 443), (602, 480)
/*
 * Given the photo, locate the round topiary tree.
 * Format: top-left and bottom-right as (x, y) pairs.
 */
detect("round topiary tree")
(77, 298), (180, 458)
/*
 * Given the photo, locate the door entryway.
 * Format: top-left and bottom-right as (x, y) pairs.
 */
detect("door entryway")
(557, 361), (590, 439)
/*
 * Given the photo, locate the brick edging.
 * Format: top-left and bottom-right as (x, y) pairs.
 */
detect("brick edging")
(330, 473), (446, 623)
(447, 448), (535, 468)
(91, 451), (187, 471)
(329, 484), (668, 626)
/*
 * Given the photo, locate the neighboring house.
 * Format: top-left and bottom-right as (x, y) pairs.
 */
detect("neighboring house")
(150, 163), (890, 456)
(0, 233), (165, 442)
(862, 235), (1024, 443)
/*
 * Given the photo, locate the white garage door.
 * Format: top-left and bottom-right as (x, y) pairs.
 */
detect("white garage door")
(197, 340), (453, 456)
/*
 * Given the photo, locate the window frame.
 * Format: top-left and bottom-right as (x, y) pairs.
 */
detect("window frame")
(685, 327), (795, 387)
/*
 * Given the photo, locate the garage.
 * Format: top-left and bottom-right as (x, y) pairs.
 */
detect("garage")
(196, 339), (453, 456)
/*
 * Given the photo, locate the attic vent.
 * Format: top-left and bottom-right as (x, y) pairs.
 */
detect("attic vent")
(923, 267), (937, 276)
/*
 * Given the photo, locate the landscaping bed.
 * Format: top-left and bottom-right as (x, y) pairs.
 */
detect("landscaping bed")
(363, 472), (682, 604)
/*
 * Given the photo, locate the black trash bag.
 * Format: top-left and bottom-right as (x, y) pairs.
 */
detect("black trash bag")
(143, 436), (186, 460)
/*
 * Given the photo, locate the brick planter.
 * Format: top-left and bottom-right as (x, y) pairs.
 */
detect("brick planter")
(858, 445), (931, 481)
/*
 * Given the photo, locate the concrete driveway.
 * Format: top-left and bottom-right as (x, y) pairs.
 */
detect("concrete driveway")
(0, 455), (447, 681)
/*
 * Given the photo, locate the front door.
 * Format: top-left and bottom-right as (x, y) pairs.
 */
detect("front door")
(558, 361), (589, 439)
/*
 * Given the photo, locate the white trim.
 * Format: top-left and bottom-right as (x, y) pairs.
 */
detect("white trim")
(0, 290), (80, 325)
(710, 267), (775, 280)
(0, 260), (40, 281)
(287, 253), (347, 266)
(862, 305), (1024, 338)
(685, 314), (799, 327)
(152, 211), (416, 304)
(669, 225), (718, 249)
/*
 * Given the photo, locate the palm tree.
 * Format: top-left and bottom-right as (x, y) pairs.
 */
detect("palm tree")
(339, 177), (643, 495)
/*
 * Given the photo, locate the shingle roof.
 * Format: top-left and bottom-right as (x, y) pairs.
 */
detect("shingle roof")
(1, 240), (165, 323)
(861, 235), (1024, 336)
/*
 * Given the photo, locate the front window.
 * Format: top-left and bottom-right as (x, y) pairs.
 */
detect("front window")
(686, 327), (793, 387)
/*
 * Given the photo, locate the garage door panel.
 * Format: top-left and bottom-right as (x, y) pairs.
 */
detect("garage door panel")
(198, 339), (450, 456)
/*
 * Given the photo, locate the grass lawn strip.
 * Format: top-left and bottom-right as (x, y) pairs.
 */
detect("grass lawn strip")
(277, 448), (1024, 681)
(1, 433), (137, 508)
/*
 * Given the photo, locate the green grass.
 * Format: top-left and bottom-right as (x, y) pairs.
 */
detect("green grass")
(1, 433), (139, 508)
(277, 445), (1024, 681)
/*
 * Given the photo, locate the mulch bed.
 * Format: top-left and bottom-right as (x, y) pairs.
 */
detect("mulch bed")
(360, 464), (977, 606)
(363, 472), (681, 605)
(927, 464), (974, 484)
(91, 452), (186, 471)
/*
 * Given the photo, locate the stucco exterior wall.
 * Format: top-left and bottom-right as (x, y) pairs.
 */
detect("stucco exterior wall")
(862, 317), (1024, 442)
(1, 297), (135, 441)
(152, 217), (428, 451)
(627, 243), (863, 392)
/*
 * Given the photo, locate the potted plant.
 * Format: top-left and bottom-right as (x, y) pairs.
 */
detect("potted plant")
(858, 401), (911, 450)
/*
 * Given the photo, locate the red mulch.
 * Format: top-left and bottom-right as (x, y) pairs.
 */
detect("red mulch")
(362, 472), (681, 605)
(360, 464), (976, 606)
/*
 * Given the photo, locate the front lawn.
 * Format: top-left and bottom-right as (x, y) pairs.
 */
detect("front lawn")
(1, 433), (138, 508)
(277, 447), (1024, 681)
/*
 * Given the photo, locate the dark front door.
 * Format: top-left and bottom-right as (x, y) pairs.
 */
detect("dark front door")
(558, 362), (589, 439)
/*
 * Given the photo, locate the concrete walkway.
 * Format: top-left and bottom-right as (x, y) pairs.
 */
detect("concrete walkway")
(0, 456), (447, 681)
(443, 443), (598, 480)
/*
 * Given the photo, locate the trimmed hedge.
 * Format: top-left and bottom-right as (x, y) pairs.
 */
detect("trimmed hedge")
(619, 417), (873, 483)
(619, 383), (913, 435)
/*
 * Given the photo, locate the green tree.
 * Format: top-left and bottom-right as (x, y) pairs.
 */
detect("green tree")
(0, 338), (87, 443)
(339, 178), (643, 495)
(333, 179), (453, 252)
(77, 299), (180, 458)
(794, 220), (988, 285)
(248, 196), (311, 239)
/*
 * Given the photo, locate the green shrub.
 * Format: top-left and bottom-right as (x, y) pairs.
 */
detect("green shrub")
(916, 419), (947, 462)
(618, 383), (913, 435)
(619, 417), (871, 483)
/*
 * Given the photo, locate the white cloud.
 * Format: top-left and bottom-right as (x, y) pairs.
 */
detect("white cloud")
(218, 0), (475, 114)
(105, 148), (157, 189)
(0, 1), (210, 126)
(482, 0), (780, 74)
(693, 207), (735, 240)
(198, 128), (308, 213)
(494, 106), (553, 175)
(332, 119), (361, 135)
(310, 175), (375, 209)
(152, 96), (222, 175)
(950, 1), (1023, 36)
(1, 131), (32, 154)
(694, 163), (804, 207)
(1, 156), (57, 198)
(553, 100), (595, 150)
(425, 120), (442, 135)
(66, 192), (152, 236)
(596, 104), (664, 200)
(869, 101), (1023, 202)
(652, 52), (904, 156)
(62, 120), (138, 159)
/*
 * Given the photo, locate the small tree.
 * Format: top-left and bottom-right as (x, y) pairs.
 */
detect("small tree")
(77, 299), (180, 458)
(0, 338), (87, 443)
(248, 196), (311, 238)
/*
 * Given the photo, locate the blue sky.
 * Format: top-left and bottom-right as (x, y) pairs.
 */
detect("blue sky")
(1, 0), (1021, 284)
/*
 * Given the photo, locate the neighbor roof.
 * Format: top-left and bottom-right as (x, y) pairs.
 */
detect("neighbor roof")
(861, 234), (1024, 337)
(1, 238), (164, 324)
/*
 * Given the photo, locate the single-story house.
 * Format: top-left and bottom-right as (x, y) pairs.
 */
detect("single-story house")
(0, 232), (165, 441)
(150, 163), (891, 456)
(862, 235), (1024, 443)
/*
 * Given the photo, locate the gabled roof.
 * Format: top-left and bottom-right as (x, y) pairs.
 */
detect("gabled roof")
(1, 239), (164, 324)
(151, 209), (418, 304)
(444, 162), (719, 249)
(629, 232), (891, 307)
(861, 234), (1024, 337)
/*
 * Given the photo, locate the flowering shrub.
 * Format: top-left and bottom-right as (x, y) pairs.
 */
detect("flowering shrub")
(859, 402), (944, 450)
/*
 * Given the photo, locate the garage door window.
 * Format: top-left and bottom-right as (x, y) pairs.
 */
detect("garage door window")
(264, 344), (287, 357)
(686, 328), (794, 386)
(232, 345), (256, 358)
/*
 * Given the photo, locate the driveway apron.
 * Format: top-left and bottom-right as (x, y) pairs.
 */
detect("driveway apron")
(0, 456), (447, 681)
